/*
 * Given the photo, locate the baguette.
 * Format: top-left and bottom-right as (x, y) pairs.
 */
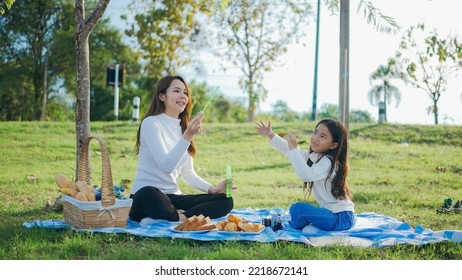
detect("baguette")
(196, 221), (216, 231)
(183, 214), (205, 231)
(174, 215), (197, 230)
(187, 216), (210, 231)
(173, 215), (217, 231)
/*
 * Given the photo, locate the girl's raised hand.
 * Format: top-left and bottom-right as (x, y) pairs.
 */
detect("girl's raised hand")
(285, 134), (298, 150)
(255, 121), (274, 139)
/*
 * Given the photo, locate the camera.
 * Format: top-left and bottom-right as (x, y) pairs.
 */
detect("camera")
(262, 214), (283, 231)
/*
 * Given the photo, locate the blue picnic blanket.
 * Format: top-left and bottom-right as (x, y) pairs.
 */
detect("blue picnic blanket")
(23, 208), (462, 247)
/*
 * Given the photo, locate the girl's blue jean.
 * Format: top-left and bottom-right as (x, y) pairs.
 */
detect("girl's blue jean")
(289, 201), (354, 231)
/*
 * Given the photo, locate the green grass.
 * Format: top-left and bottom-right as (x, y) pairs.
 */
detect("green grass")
(1, 120), (462, 259)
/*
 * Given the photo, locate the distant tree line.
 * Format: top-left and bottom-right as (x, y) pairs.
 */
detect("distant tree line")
(368, 24), (462, 125)
(262, 100), (373, 123)
(1, 1), (459, 125)
(0, 0), (310, 122)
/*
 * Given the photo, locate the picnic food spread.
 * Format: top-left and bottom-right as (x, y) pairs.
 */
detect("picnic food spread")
(173, 213), (265, 233)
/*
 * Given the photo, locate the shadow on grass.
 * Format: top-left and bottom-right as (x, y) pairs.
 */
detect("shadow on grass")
(0, 207), (70, 247)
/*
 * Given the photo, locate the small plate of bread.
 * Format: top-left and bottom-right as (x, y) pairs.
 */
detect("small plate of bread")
(170, 214), (216, 233)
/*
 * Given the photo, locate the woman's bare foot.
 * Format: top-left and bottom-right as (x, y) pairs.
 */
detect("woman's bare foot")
(178, 213), (186, 221)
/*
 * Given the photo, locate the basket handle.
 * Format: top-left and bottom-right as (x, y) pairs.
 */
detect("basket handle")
(78, 136), (115, 207)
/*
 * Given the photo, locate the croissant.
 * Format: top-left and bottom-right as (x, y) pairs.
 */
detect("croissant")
(227, 214), (242, 224)
(224, 222), (238, 231)
(216, 220), (227, 231)
(251, 223), (265, 232)
(237, 221), (251, 231)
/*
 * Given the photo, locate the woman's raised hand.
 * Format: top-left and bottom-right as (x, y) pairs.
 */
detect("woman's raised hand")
(208, 178), (237, 194)
(184, 112), (205, 142)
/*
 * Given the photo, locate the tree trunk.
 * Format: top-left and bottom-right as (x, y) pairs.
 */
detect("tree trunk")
(383, 90), (388, 122)
(75, 25), (91, 173)
(246, 80), (255, 123)
(33, 63), (42, 120)
(247, 92), (254, 122)
(40, 55), (48, 121)
(247, 107), (254, 123)
(74, 0), (111, 176)
(378, 101), (385, 124)
(339, 0), (350, 134)
(433, 99), (439, 125)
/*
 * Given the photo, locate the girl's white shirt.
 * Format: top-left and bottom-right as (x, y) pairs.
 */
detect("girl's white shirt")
(131, 113), (211, 195)
(269, 134), (354, 213)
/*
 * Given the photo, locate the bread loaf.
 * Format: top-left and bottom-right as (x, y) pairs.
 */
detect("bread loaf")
(75, 180), (96, 201)
(174, 215), (197, 231)
(173, 215), (216, 231)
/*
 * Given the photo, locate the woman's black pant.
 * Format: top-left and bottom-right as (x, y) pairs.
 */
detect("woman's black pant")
(129, 186), (234, 222)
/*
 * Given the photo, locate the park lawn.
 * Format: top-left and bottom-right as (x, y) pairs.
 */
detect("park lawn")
(0, 120), (461, 259)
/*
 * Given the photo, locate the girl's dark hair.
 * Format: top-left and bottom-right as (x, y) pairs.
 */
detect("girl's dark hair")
(135, 75), (196, 157)
(310, 119), (351, 200)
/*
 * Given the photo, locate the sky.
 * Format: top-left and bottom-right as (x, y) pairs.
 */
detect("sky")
(105, 0), (462, 125)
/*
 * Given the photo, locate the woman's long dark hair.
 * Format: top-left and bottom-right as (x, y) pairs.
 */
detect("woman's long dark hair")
(309, 119), (351, 200)
(135, 75), (196, 157)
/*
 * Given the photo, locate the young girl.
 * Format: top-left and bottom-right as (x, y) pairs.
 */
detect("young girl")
(129, 75), (235, 223)
(255, 119), (354, 231)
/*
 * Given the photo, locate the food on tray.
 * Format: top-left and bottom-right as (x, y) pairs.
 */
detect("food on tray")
(174, 215), (216, 231)
(224, 221), (238, 231)
(196, 221), (216, 231)
(173, 214), (265, 233)
(215, 220), (227, 231)
(174, 215), (195, 231)
(226, 214), (242, 224)
(216, 214), (265, 233)
(238, 220), (265, 232)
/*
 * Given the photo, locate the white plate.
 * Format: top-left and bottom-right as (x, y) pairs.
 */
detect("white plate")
(169, 225), (211, 233)
(213, 228), (265, 235)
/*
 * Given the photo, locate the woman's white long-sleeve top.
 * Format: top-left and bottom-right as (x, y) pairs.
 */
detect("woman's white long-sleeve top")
(131, 113), (212, 195)
(269, 134), (354, 213)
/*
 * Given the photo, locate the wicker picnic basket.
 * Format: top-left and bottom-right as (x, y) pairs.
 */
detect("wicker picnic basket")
(62, 136), (132, 229)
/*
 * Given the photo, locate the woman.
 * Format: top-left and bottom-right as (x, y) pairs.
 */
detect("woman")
(129, 76), (235, 223)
